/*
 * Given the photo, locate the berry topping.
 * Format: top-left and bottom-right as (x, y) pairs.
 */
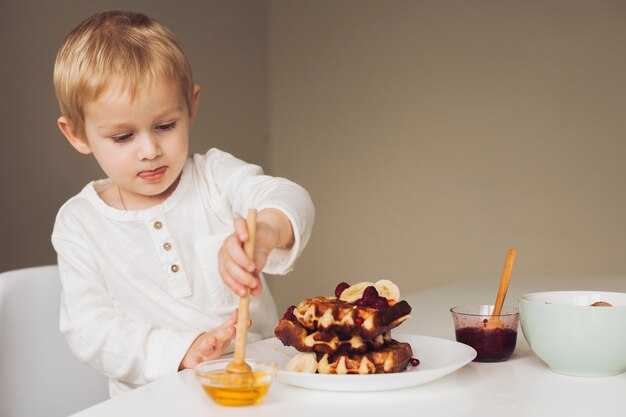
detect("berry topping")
(350, 285), (389, 309)
(354, 298), (368, 307)
(282, 305), (297, 322)
(409, 358), (420, 367)
(355, 317), (364, 326)
(371, 297), (389, 310)
(362, 285), (379, 301)
(334, 282), (350, 298)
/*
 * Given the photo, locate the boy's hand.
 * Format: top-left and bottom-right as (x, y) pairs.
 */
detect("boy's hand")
(218, 209), (294, 297)
(179, 310), (246, 370)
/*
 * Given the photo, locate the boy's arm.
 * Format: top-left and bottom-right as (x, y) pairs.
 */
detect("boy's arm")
(203, 149), (315, 275)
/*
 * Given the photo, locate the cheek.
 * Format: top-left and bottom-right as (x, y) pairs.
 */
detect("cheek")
(91, 145), (133, 176)
(167, 132), (190, 157)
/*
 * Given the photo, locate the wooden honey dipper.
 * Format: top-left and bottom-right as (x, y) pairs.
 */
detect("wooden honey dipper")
(226, 208), (257, 374)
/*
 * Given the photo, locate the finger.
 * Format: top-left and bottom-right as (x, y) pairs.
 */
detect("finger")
(253, 249), (269, 273)
(222, 325), (236, 343)
(234, 216), (248, 242)
(219, 264), (248, 296)
(225, 235), (256, 272)
(217, 331), (235, 353)
(214, 325), (231, 341)
(250, 282), (262, 296)
(200, 335), (217, 356)
(249, 273), (262, 296)
(213, 325), (236, 350)
(219, 243), (240, 277)
(224, 326), (236, 346)
(225, 261), (258, 292)
(228, 309), (238, 324)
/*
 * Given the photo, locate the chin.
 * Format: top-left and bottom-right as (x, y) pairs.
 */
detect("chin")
(155, 174), (181, 196)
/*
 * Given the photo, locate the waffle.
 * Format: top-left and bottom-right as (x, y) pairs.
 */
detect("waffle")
(293, 297), (411, 340)
(275, 318), (390, 354)
(317, 340), (413, 374)
(276, 282), (416, 374)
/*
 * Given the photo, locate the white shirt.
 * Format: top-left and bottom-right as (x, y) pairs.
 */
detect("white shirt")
(51, 148), (314, 397)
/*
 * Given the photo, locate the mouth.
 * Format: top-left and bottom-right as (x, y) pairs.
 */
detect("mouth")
(138, 166), (167, 182)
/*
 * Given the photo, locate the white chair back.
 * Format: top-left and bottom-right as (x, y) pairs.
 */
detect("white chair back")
(0, 265), (109, 417)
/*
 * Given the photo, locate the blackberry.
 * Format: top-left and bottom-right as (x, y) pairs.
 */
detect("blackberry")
(334, 282), (350, 298)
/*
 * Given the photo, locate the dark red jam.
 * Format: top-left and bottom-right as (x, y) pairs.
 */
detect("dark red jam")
(455, 327), (518, 362)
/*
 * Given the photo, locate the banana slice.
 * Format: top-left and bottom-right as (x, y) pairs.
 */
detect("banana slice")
(286, 352), (318, 373)
(339, 281), (375, 302)
(374, 280), (400, 304)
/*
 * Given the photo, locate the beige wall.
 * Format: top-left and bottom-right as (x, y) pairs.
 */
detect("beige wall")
(266, 0), (626, 312)
(0, 1), (267, 271)
(2, 1), (625, 314)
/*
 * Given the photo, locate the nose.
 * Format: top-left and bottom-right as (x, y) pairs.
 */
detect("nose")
(136, 133), (162, 160)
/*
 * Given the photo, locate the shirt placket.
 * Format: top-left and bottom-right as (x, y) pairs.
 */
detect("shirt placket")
(148, 217), (192, 299)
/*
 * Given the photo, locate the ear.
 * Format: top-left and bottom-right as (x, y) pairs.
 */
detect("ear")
(57, 116), (92, 155)
(189, 84), (201, 124)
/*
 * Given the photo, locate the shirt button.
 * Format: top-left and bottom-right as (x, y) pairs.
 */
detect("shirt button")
(171, 264), (179, 273)
(163, 242), (172, 251)
(153, 221), (163, 230)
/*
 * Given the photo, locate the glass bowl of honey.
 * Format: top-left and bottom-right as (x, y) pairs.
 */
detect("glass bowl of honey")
(194, 359), (276, 406)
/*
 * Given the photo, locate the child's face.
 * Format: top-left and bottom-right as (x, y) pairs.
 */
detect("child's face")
(76, 78), (198, 203)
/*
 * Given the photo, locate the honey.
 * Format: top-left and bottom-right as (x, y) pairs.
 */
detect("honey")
(198, 370), (272, 406)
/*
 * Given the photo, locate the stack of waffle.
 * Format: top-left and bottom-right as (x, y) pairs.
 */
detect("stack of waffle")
(274, 281), (413, 374)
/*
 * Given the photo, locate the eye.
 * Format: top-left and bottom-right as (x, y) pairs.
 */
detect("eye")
(156, 121), (176, 132)
(112, 133), (133, 143)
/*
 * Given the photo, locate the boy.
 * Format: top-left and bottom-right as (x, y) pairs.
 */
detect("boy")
(52, 10), (314, 397)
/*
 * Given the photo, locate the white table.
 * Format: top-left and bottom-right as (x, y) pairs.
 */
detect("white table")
(72, 275), (626, 417)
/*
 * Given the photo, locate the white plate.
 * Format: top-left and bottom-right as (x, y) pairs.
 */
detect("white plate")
(246, 333), (476, 391)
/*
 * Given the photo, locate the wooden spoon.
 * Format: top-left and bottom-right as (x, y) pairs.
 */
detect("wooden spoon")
(226, 209), (257, 374)
(487, 248), (517, 330)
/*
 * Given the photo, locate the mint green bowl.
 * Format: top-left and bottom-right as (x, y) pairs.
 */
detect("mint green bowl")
(519, 291), (626, 377)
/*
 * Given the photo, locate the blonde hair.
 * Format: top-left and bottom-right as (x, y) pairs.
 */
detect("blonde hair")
(53, 11), (194, 137)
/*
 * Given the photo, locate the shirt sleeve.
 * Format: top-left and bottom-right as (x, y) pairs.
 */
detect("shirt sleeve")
(52, 225), (201, 387)
(200, 149), (315, 274)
